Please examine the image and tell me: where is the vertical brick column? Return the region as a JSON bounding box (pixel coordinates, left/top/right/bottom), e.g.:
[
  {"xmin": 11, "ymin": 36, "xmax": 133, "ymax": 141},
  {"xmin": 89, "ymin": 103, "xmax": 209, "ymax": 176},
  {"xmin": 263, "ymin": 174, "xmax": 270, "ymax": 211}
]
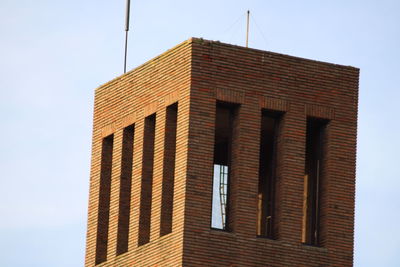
[
  {"xmin": 232, "ymin": 95, "xmax": 261, "ymax": 238},
  {"xmin": 128, "ymin": 119, "xmax": 144, "ymax": 251},
  {"xmin": 172, "ymin": 95, "xmax": 190, "ymax": 235},
  {"xmin": 184, "ymin": 89, "xmax": 216, "ymax": 232},
  {"xmin": 85, "ymin": 130, "xmax": 102, "ymax": 267},
  {"xmin": 325, "ymin": 118, "xmax": 358, "ymax": 266},
  {"xmin": 150, "ymin": 107, "xmax": 166, "ymax": 240},
  {"xmin": 278, "ymin": 104, "xmax": 307, "ymax": 244}
]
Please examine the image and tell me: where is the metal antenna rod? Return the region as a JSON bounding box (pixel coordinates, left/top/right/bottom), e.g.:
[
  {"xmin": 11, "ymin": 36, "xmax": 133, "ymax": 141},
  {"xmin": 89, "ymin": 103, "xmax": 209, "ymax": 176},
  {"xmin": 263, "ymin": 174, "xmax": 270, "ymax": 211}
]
[
  {"xmin": 124, "ymin": 0, "xmax": 131, "ymax": 73},
  {"xmin": 246, "ymin": 10, "xmax": 250, "ymax": 48}
]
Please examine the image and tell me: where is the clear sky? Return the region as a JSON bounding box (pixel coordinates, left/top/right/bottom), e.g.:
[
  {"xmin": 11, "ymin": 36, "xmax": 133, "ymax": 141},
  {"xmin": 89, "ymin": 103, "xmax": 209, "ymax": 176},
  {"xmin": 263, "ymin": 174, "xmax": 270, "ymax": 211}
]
[{"xmin": 0, "ymin": 0, "xmax": 399, "ymax": 266}]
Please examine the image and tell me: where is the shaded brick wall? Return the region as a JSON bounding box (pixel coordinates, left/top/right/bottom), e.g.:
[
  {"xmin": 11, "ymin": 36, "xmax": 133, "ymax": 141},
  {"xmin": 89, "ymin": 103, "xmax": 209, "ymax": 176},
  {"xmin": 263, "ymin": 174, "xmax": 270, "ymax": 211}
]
[{"xmin": 183, "ymin": 39, "xmax": 359, "ymax": 267}]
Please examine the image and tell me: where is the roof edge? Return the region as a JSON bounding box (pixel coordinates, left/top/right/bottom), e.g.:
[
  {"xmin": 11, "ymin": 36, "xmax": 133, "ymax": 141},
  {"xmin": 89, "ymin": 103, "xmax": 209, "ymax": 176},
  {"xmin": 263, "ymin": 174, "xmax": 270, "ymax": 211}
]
[
  {"xmin": 189, "ymin": 37, "xmax": 359, "ymax": 71},
  {"xmin": 95, "ymin": 37, "xmax": 359, "ymax": 92},
  {"xmin": 94, "ymin": 38, "xmax": 194, "ymax": 92}
]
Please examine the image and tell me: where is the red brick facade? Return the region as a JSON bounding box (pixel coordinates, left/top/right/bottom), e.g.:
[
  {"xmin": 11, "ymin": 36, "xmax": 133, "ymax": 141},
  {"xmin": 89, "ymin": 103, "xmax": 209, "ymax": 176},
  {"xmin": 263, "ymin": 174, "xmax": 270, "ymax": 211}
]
[{"xmin": 85, "ymin": 38, "xmax": 359, "ymax": 266}]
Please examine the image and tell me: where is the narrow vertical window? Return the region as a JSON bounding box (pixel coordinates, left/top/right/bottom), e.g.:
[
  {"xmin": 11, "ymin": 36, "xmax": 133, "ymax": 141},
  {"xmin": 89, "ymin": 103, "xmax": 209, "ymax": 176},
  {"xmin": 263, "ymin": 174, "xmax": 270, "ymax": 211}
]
[
  {"xmin": 138, "ymin": 114, "xmax": 156, "ymax": 246},
  {"xmin": 211, "ymin": 103, "xmax": 238, "ymax": 230},
  {"xmin": 257, "ymin": 111, "xmax": 281, "ymax": 238},
  {"xmin": 116, "ymin": 125, "xmax": 134, "ymax": 255},
  {"xmin": 302, "ymin": 118, "xmax": 327, "ymax": 246},
  {"xmin": 95, "ymin": 134, "xmax": 114, "ymax": 265},
  {"xmin": 160, "ymin": 103, "xmax": 178, "ymax": 236}
]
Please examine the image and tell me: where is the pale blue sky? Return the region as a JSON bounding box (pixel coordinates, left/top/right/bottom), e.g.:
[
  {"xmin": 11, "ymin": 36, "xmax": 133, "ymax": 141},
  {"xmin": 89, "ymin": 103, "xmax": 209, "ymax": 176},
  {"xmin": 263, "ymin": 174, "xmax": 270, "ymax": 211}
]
[{"xmin": 0, "ymin": 0, "xmax": 399, "ymax": 266}]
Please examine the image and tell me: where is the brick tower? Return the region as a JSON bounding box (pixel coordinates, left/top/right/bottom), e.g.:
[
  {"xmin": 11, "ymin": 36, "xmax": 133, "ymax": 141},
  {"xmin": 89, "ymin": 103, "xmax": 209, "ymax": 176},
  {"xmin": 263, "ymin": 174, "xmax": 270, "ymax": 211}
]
[{"xmin": 85, "ymin": 38, "xmax": 359, "ymax": 266}]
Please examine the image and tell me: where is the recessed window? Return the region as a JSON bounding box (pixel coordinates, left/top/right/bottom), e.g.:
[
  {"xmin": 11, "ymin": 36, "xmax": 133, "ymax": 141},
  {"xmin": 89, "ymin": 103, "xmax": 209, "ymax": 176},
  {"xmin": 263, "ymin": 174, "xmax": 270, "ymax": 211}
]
[
  {"xmin": 138, "ymin": 114, "xmax": 156, "ymax": 246},
  {"xmin": 302, "ymin": 117, "xmax": 328, "ymax": 246},
  {"xmin": 116, "ymin": 125, "xmax": 134, "ymax": 255},
  {"xmin": 95, "ymin": 134, "xmax": 114, "ymax": 265},
  {"xmin": 257, "ymin": 111, "xmax": 282, "ymax": 238},
  {"xmin": 211, "ymin": 103, "xmax": 238, "ymax": 231},
  {"xmin": 160, "ymin": 103, "xmax": 178, "ymax": 236}
]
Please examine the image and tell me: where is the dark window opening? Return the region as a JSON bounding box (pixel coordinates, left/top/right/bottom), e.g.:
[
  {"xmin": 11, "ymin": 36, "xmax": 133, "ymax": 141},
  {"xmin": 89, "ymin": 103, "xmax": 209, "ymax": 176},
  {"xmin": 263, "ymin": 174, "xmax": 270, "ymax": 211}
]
[
  {"xmin": 211, "ymin": 103, "xmax": 238, "ymax": 231},
  {"xmin": 160, "ymin": 103, "xmax": 178, "ymax": 236},
  {"xmin": 138, "ymin": 114, "xmax": 156, "ymax": 246},
  {"xmin": 95, "ymin": 134, "xmax": 114, "ymax": 265},
  {"xmin": 257, "ymin": 111, "xmax": 282, "ymax": 238},
  {"xmin": 302, "ymin": 118, "xmax": 328, "ymax": 246},
  {"xmin": 116, "ymin": 125, "xmax": 134, "ymax": 255}
]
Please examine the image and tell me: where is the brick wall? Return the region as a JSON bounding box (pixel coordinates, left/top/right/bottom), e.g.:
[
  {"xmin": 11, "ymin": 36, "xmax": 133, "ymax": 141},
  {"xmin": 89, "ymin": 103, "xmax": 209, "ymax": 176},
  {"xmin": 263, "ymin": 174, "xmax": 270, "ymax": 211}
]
[
  {"xmin": 85, "ymin": 38, "xmax": 359, "ymax": 267},
  {"xmin": 85, "ymin": 40, "xmax": 192, "ymax": 266},
  {"xmin": 183, "ymin": 39, "xmax": 359, "ymax": 266}
]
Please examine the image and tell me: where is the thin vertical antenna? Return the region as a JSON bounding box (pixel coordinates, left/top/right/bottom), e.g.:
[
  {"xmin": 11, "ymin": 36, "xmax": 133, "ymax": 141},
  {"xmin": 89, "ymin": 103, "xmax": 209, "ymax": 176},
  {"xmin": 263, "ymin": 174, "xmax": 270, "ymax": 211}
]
[
  {"xmin": 246, "ymin": 10, "xmax": 250, "ymax": 48},
  {"xmin": 124, "ymin": 0, "xmax": 131, "ymax": 73}
]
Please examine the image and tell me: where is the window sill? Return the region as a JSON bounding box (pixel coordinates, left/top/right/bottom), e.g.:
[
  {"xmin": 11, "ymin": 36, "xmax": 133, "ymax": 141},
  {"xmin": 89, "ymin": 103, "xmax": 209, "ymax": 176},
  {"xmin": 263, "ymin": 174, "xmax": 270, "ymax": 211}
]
[
  {"xmin": 210, "ymin": 228, "xmax": 235, "ymax": 236},
  {"xmin": 256, "ymin": 235, "xmax": 278, "ymax": 241},
  {"xmin": 301, "ymin": 243, "xmax": 328, "ymax": 252}
]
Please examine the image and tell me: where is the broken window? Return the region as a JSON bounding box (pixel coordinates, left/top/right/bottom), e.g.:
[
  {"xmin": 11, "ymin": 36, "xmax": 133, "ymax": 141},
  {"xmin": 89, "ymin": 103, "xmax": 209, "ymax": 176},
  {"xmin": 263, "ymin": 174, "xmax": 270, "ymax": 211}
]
[
  {"xmin": 95, "ymin": 134, "xmax": 114, "ymax": 265},
  {"xmin": 211, "ymin": 103, "xmax": 238, "ymax": 230},
  {"xmin": 116, "ymin": 125, "xmax": 134, "ymax": 255},
  {"xmin": 302, "ymin": 118, "xmax": 327, "ymax": 246},
  {"xmin": 257, "ymin": 111, "xmax": 282, "ymax": 238}
]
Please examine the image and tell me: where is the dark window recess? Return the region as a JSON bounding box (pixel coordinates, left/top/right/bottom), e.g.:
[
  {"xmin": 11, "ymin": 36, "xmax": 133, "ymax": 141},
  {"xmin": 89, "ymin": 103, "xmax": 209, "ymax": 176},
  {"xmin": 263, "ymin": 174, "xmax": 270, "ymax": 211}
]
[
  {"xmin": 160, "ymin": 103, "xmax": 178, "ymax": 236},
  {"xmin": 116, "ymin": 125, "xmax": 135, "ymax": 255},
  {"xmin": 257, "ymin": 111, "xmax": 282, "ymax": 238},
  {"xmin": 138, "ymin": 114, "xmax": 156, "ymax": 246},
  {"xmin": 302, "ymin": 118, "xmax": 328, "ymax": 246},
  {"xmin": 211, "ymin": 103, "xmax": 238, "ymax": 231},
  {"xmin": 95, "ymin": 135, "xmax": 114, "ymax": 265}
]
